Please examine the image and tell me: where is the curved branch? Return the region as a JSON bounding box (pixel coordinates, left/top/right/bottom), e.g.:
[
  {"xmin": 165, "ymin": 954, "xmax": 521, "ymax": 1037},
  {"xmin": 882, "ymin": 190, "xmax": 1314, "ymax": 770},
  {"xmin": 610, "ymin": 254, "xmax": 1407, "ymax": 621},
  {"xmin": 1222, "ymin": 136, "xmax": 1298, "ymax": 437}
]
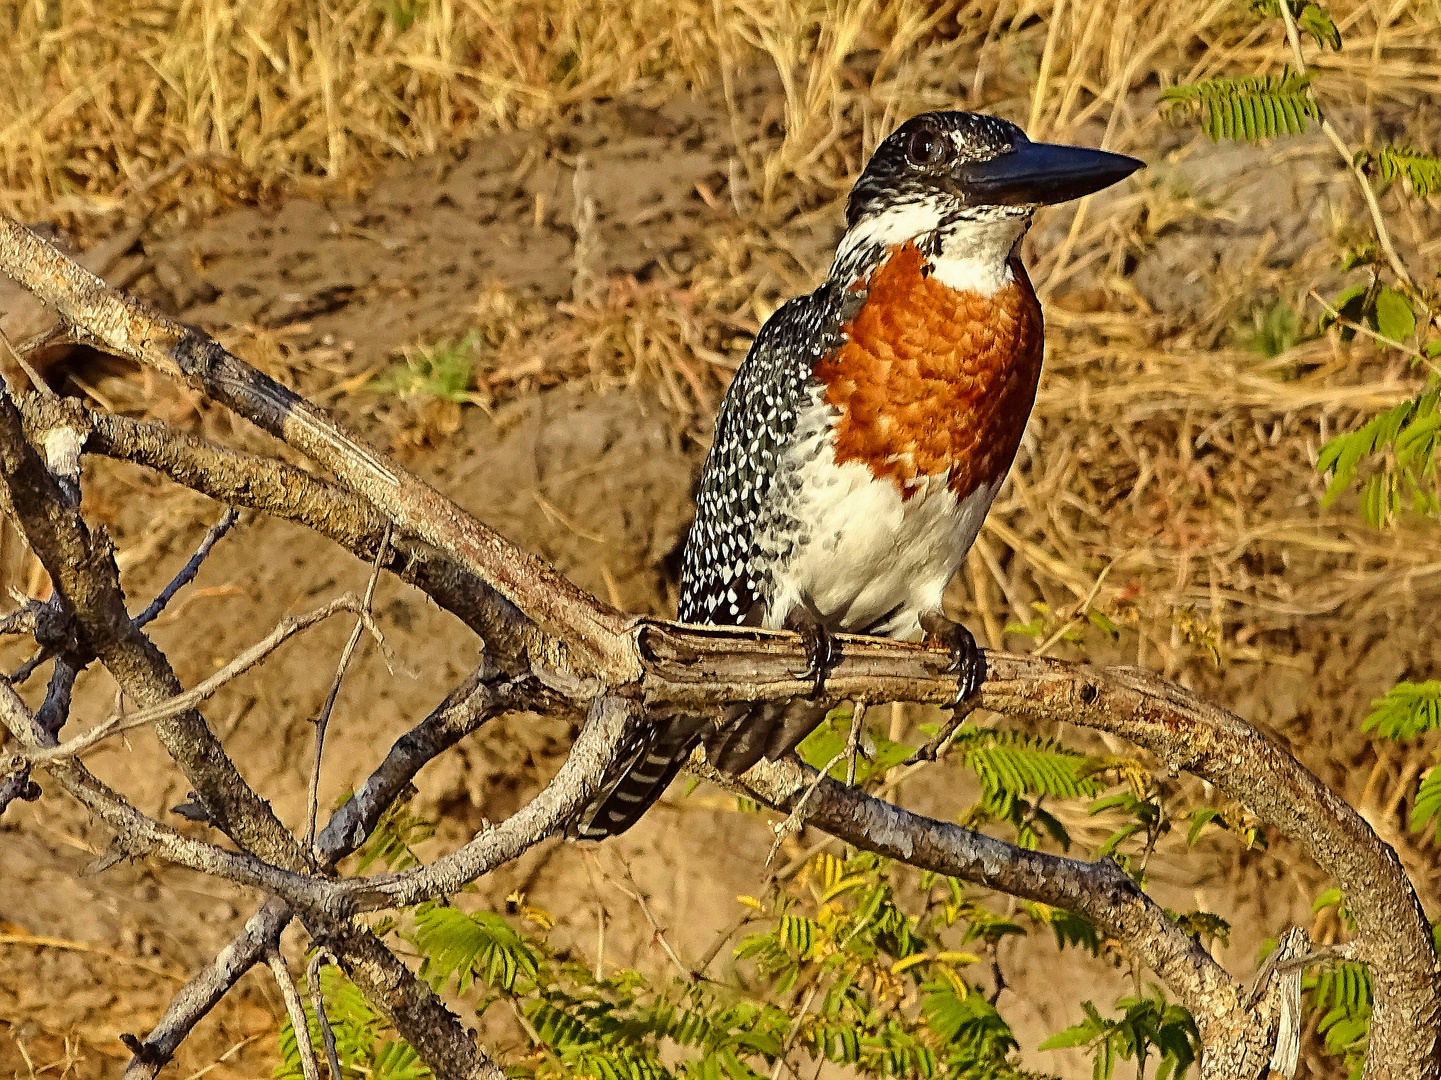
[
  {"xmin": 0, "ymin": 216, "xmax": 629, "ymax": 678},
  {"xmin": 705, "ymin": 754, "xmax": 1266, "ymax": 1057},
  {"xmin": 14, "ymin": 393, "xmax": 538, "ymax": 671}
]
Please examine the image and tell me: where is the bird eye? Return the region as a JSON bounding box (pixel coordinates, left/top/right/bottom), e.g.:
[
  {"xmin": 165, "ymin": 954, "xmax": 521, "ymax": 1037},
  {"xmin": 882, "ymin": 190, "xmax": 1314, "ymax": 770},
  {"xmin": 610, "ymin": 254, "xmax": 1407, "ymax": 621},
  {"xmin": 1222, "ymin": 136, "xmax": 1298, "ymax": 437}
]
[{"xmin": 904, "ymin": 127, "xmax": 949, "ymax": 166}]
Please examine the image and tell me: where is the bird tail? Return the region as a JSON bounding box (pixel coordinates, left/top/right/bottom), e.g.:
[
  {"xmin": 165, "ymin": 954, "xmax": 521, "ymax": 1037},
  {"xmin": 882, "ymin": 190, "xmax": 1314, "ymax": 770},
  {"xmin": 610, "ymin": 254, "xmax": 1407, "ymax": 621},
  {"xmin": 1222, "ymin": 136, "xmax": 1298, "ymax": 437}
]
[
  {"xmin": 568, "ymin": 712, "xmax": 711, "ymax": 840},
  {"xmin": 567, "ymin": 698, "xmax": 831, "ymax": 841},
  {"xmin": 702, "ymin": 698, "xmax": 830, "ymax": 776}
]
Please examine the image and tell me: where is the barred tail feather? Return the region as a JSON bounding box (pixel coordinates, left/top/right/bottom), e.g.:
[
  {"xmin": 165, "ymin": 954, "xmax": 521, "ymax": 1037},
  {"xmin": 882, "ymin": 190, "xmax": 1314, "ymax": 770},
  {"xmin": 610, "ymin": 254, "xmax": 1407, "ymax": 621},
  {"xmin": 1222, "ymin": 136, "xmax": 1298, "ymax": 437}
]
[
  {"xmin": 568, "ymin": 714, "xmax": 710, "ymax": 840},
  {"xmin": 704, "ymin": 698, "xmax": 830, "ymax": 777}
]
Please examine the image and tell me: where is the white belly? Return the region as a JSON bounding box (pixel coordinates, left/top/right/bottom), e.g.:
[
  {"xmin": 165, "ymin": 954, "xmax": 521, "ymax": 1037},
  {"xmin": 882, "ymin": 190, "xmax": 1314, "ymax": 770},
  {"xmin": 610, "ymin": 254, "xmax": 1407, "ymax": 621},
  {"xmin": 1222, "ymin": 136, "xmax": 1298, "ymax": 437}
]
[{"xmin": 759, "ymin": 445, "xmax": 995, "ymax": 639}]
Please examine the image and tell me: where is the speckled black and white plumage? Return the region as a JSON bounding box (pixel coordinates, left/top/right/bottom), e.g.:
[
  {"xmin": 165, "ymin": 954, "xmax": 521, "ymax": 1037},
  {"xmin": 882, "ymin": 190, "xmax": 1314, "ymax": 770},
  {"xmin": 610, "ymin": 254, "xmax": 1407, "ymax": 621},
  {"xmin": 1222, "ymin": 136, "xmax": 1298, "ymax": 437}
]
[
  {"xmin": 568, "ymin": 284, "xmax": 858, "ymax": 842},
  {"xmin": 677, "ymin": 282, "xmax": 856, "ymax": 626}
]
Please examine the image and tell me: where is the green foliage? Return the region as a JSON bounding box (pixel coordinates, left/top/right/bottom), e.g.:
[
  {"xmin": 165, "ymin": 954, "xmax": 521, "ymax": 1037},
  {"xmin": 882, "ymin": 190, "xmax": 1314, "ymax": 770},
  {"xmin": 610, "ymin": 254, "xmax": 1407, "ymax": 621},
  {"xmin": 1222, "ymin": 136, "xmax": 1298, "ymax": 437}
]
[
  {"xmin": 1316, "ymin": 379, "xmax": 1441, "ymax": 527},
  {"xmin": 1239, "ymin": 299, "xmax": 1302, "ymax": 357},
  {"xmin": 380, "ymin": 0, "xmax": 428, "ymax": 32},
  {"xmin": 1303, "ymin": 954, "xmax": 1373, "ymax": 1078},
  {"xmin": 1356, "ymin": 617, "xmax": 1441, "ymax": 846},
  {"xmin": 1023, "ymin": 902, "xmax": 1101, "ymax": 954},
  {"xmin": 1248, "ymin": 0, "xmax": 1342, "ymax": 48},
  {"xmin": 412, "ymin": 904, "xmax": 542, "ymax": 993},
  {"xmin": 351, "ymin": 795, "xmax": 437, "ymax": 873},
  {"xmin": 276, "ymin": 965, "xmax": 431, "ymax": 1080},
  {"xmin": 374, "ymin": 331, "xmax": 485, "ymax": 403},
  {"xmin": 1170, "ymin": 910, "xmax": 1231, "ymax": 951},
  {"xmin": 950, "ymin": 726, "xmax": 1106, "ymax": 850},
  {"xmin": 1375, "ymin": 145, "xmax": 1441, "ymax": 198},
  {"xmin": 1411, "ymin": 767, "xmax": 1441, "ymax": 841},
  {"xmin": 796, "ymin": 706, "xmax": 914, "ymax": 785},
  {"xmin": 1161, "ymin": 72, "xmax": 1317, "ymax": 141},
  {"xmin": 1040, "ymin": 989, "xmax": 1199, "ymax": 1080},
  {"xmin": 1184, "ymin": 805, "xmax": 1267, "ymax": 849},
  {"xmin": 1089, "ymin": 791, "xmax": 1166, "ymax": 869},
  {"xmin": 1363, "ymin": 680, "xmax": 1441, "ymax": 739}
]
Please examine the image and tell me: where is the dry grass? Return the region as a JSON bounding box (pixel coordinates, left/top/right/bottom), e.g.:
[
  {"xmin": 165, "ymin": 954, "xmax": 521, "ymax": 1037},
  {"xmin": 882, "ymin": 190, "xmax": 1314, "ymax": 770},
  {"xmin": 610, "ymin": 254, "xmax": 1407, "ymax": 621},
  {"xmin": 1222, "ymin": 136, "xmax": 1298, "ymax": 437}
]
[{"xmin": 4, "ymin": 0, "xmax": 1441, "ymax": 1071}]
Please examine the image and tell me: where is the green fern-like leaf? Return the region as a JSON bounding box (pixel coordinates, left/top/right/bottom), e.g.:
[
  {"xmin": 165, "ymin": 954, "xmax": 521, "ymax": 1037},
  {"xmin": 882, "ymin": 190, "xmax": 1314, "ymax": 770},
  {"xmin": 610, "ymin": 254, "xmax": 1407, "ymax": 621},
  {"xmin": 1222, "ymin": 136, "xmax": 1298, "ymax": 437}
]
[
  {"xmin": 1248, "ymin": 0, "xmax": 1342, "ymax": 49},
  {"xmin": 1316, "ymin": 381, "xmax": 1441, "ymax": 513},
  {"xmin": 1411, "ymin": 766, "xmax": 1441, "ymax": 840},
  {"xmin": 958, "ymin": 729, "xmax": 1102, "ymax": 802},
  {"xmin": 1362, "ymin": 681, "xmax": 1441, "ymax": 739},
  {"xmin": 1376, "ymin": 145, "xmax": 1441, "ymax": 198},
  {"xmin": 276, "ymin": 966, "xmax": 431, "ymax": 1080},
  {"xmin": 1162, "ymin": 72, "xmax": 1317, "ymax": 141},
  {"xmin": 1305, "ymin": 957, "xmax": 1371, "ymax": 1073},
  {"xmin": 412, "ymin": 905, "xmax": 541, "ymax": 993}
]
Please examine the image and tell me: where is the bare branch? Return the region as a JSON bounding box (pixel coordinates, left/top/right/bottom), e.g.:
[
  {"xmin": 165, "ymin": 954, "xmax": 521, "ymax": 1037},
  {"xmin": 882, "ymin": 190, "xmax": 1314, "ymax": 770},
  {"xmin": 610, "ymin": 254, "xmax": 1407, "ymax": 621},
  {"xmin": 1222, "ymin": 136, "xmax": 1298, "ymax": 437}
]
[
  {"xmin": 342, "ymin": 696, "xmax": 643, "ymax": 909},
  {"xmin": 301, "ymin": 912, "xmax": 507, "ymax": 1080},
  {"xmin": 0, "ymin": 385, "xmax": 308, "ymax": 869},
  {"xmin": 15, "ymin": 392, "xmax": 535, "ymax": 670},
  {"xmin": 121, "ymin": 899, "xmax": 291, "ymax": 1080},
  {"xmin": 12, "ymin": 594, "xmax": 374, "ymax": 769},
  {"xmin": 0, "ymin": 217, "xmax": 629, "ymax": 677},
  {"xmin": 268, "ymin": 949, "xmax": 322, "ymax": 1080},
  {"xmin": 124, "ymin": 664, "xmax": 517, "ymax": 1078},
  {"xmin": 306, "ymin": 950, "xmax": 345, "ymax": 1080}
]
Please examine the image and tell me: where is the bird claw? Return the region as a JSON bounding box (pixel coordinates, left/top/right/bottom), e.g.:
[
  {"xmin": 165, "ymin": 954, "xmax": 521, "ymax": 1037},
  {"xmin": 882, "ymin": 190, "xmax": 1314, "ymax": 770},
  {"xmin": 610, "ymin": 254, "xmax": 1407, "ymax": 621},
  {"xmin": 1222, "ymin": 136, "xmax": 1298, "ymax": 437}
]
[
  {"xmin": 792, "ymin": 619, "xmax": 838, "ymax": 701},
  {"xmin": 919, "ymin": 613, "xmax": 986, "ymax": 707}
]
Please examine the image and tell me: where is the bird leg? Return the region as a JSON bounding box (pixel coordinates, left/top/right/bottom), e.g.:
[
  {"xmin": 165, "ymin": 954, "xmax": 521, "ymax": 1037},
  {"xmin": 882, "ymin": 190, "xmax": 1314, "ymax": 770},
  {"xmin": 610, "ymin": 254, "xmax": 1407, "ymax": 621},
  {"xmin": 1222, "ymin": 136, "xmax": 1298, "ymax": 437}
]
[
  {"xmin": 786, "ymin": 610, "xmax": 838, "ymax": 702},
  {"xmin": 919, "ymin": 612, "xmax": 986, "ymax": 706}
]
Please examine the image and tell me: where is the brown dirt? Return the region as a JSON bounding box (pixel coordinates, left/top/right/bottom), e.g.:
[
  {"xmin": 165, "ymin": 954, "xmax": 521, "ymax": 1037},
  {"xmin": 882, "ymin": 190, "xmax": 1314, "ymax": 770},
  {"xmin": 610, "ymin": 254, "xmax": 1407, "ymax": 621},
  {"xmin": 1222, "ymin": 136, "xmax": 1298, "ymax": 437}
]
[{"xmin": 2, "ymin": 77, "xmax": 1439, "ymax": 1080}]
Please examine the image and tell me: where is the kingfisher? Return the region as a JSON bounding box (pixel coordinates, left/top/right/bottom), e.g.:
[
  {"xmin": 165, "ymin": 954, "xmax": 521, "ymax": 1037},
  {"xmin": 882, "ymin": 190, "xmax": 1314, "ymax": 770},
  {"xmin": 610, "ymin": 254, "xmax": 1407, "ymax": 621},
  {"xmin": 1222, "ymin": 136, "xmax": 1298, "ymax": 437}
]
[{"xmin": 571, "ymin": 111, "xmax": 1142, "ymax": 840}]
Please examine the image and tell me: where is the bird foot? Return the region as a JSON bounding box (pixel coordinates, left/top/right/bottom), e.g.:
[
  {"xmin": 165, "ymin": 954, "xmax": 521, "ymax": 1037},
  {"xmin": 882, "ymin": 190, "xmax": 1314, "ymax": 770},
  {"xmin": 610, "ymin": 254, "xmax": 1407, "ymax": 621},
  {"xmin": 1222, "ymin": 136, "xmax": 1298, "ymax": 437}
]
[
  {"xmin": 789, "ymin": 616, "xmax": 838, "ymax": 702},
  {"xmin": 919, "ymin": 613, "xmax": 986, "ymax": 707}
]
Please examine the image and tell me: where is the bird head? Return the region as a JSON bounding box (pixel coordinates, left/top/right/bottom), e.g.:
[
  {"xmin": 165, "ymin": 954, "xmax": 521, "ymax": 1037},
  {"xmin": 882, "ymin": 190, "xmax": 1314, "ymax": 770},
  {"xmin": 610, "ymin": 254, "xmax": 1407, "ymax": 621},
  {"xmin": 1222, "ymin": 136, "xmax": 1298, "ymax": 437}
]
[{"xmin": 835, "ymin": 111, "xmax": 1143, "ymax": 288}]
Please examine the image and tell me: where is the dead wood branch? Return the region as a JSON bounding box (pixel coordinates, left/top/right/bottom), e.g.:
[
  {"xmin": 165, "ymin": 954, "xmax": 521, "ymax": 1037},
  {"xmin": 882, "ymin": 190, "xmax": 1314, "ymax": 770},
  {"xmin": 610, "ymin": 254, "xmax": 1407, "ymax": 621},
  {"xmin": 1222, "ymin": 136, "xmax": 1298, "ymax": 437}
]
[
  {"xmin": 0, "ymin": 386, "xmax": 307, "ymax": 868},
  {"xmin": 122, "ymin": 664, "xmax": 518, "ymax": 1079}
]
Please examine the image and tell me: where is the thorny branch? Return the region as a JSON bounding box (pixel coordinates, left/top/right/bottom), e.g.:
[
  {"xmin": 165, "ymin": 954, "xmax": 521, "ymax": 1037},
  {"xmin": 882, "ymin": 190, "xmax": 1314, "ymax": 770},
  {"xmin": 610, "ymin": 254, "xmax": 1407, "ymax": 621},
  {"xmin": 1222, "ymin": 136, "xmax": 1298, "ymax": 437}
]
[{"xmin": 0, "ymin": 214, "xmax": 1436, "ymax": 1080}]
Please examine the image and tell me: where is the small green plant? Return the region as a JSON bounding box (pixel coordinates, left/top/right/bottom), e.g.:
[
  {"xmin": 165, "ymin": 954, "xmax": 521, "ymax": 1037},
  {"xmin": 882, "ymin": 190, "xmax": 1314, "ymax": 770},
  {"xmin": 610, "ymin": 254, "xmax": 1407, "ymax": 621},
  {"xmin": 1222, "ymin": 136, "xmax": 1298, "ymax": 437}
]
[
  {"xmin": 374, "ymin": 332, "xmax": 487, "ymax": 405},
  {"xmin": 1161, "ymin": 71, "xmax": 1318, "ymax": 141}
]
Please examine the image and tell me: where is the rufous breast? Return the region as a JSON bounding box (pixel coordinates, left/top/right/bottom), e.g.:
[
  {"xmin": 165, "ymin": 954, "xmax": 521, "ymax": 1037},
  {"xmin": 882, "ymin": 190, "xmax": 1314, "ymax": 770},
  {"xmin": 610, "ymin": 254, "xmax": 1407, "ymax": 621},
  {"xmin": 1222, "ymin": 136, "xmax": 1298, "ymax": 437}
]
[{"xmin": 814, "ymin": 241, "xmax": 1045, "ymax": 500}]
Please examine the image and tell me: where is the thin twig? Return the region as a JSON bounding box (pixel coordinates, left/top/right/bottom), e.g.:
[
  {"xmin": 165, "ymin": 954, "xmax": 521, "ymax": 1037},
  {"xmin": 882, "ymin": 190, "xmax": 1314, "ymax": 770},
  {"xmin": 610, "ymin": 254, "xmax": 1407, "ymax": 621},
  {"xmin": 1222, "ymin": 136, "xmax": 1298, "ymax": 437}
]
[
  {"xmin": 267, "ymin": 950, "xmax": 321, "ymax": 1080},
  {"xmin": 13, "ymin": 595, "xmax": 373, "ymax": 768},
  {"xmin": 766, "ymin": 742, "xmax": 849, "ymax": 868},
  {"xmin": 305, "ymin": 949, "xmax": 344, "ymax": 1080},
  {"xmin": 584, "ymin": 849, "xmax": 693, "ymax": 981},
  {"xmin": 1308, "ymin": 290, "xmax": 1439, "ymax": 373},
  {"xmin": 9, "ymin": 645, "xmax": 53, "ymax": 684},
  {"xmin": 134, "ymin": 507, "xmax": 240, "ymax": 629},
  {"xmin": 844, "ymin": 700, "xmax": 866, "ymax": 787},
  {"xmin": 902, "ymin": 701, "xmax": 980, "ymax": 765},
  {"xmin": 770, "ymin": 982, "xmax": 821, "ymax": 1080},
  {"xmin": 1276, "ymin": 0, "xmax": 1420, "ymax": 304},
  {"xmin": 306, "ymin": 523, "xmax": 391, "ymax": 852}
]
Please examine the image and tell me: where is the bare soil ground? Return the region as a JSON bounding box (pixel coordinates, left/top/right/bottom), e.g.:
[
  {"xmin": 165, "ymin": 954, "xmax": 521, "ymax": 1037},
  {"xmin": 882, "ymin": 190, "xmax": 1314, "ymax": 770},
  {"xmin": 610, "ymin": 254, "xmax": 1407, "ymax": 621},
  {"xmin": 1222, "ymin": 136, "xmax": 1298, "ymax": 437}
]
[{"xmin": 2, "ymin": 28, "xmax": 1440, "ymax": 1080}]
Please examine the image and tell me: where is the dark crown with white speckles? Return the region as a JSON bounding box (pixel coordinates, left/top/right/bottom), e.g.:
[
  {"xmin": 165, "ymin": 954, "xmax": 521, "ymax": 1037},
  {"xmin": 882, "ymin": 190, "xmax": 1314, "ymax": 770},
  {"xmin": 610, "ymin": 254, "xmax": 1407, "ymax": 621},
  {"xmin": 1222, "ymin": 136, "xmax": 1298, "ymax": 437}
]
[{"xmin": 845, "ymin": 112, "xmax": 1024, "ymax": 228}]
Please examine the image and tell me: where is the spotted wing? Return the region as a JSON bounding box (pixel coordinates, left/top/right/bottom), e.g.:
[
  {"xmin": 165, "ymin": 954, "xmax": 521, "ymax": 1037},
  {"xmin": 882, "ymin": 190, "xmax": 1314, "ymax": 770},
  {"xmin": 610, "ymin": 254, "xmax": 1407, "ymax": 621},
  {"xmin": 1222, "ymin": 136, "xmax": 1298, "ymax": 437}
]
[
  {"xmin": 568, "ymin": 284, "xmax": 851, "ymax": 842},
  {"xmin": 677, "ymin": 283, "xmax": 850, "ymax": 625}
]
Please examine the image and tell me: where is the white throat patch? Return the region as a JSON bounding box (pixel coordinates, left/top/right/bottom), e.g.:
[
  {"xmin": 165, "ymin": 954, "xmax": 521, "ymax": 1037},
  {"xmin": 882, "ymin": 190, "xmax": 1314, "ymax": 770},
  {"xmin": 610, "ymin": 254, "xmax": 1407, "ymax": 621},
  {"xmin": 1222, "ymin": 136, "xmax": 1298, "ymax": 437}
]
[{"xmin": 832, "ymin": 199, "xmax": 1032, "ymax": 298}]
